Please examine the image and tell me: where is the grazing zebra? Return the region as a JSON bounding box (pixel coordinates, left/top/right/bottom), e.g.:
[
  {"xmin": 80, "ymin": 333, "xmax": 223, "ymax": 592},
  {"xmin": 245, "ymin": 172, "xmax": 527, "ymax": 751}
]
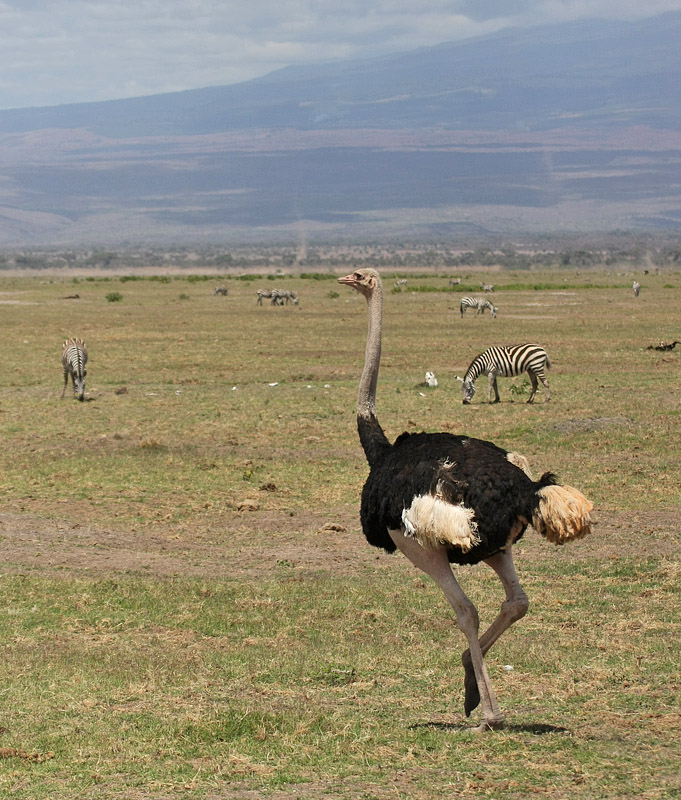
[
  {"xmin": 61, "ymin": 338, "xmax": 88, "ymax": 401},
  {"xmin": 457, "ymin": 344, "xmax": 551, "ymax": 404},
  {"xmin": 480, "ymin": 283, "xmax": 495, "ymax": 293},
  {"xmin": 394, "ymin": 279, "xmax": 408, "ymax": 288},
  {"xmin": 256, "ymin": 289, "xmax": 274, "ymax": 305},
  {"xmin": 448, "ymin": 277, "xmax": 462, "ymax": 286},
  {"xmin": 270, "ymin": 289, "xmax": 299, "ymax": 305},
  {"xmin": 213, "ymin": 286, "xmax": 228, "ymax": 296},
  {"xmin": 459, "ymin": 296, "xmax": 497, "ymax": 318}
]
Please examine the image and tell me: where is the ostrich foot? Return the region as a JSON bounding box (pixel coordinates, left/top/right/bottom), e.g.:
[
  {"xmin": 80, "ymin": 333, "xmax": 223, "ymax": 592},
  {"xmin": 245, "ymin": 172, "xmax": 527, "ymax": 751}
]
[
  {"xmin": 474, "ymin": 716, "xmax": 505, "ymax": 732},
  {"xmin": 462, "ymin": 654, "xmax": 480, "ymax": 716}
]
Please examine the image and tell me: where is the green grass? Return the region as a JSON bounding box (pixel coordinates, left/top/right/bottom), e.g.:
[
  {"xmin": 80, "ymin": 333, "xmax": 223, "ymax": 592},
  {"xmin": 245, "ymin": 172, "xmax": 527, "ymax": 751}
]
[
  {"xmin": 1, "ymin": 560, "xmax": 679, "ymax": 798},
  {"xmin": 1, "ymin": 268, "xmax": 680, "ymax": 798}
]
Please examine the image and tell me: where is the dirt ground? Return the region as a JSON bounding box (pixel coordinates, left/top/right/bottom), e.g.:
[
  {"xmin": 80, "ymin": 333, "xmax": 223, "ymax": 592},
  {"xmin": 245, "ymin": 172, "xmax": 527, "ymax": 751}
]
[{"xmin": 1, "ymin": 506, "xmax": 678, "ymax": 580}]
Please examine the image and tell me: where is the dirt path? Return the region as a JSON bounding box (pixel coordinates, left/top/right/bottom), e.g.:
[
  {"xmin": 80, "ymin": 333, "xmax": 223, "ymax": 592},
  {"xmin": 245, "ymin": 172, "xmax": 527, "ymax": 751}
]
[{"xmin": 1, "ymin": 506, "xmax": 679, "ymax": 580}]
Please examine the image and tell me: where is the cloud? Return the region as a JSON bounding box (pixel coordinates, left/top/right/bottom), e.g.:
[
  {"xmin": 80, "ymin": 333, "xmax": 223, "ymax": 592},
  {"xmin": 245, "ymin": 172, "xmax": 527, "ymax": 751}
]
[{"xmin": 1, "ymin": 0, "xmax": 680, "ymax": 109}]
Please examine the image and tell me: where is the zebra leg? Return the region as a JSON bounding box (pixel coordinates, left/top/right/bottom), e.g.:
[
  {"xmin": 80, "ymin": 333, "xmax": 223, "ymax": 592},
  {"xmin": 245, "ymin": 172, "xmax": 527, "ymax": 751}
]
[
  {"xmin": 527, "ymin": 372, "xmax": 538, "ymax": 403},
  {"xmin": 487, "ymin": 375, "xmax": 499, "ymax": 403},
  {"xmin": 488, "ymin": 375, "xmax": 500, "ymax": 403},
  {"xmin": 541, "ymin": 376, "xmax": 551, "ymax": 402}
]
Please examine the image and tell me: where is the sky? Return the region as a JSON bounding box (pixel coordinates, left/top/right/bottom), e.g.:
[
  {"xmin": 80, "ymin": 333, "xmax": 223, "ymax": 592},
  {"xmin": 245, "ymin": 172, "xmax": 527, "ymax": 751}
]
[{"xmin": 2, "ymin": 0, "xmax": 681, "ymax": 111}]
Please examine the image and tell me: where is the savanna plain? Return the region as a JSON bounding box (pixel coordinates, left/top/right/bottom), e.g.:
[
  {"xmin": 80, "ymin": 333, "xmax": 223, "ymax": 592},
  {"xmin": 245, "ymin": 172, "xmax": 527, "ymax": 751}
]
[{"xmin": 0, "ymin": 267, "xmax": 680, "ymax": 799}]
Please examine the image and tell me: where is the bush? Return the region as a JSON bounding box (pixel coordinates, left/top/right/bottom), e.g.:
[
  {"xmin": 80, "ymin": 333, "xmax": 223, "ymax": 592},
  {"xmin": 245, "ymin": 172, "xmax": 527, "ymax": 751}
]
[{"xmin": 105, "ymin": 292, "xmax": 123, "ymax": 302}]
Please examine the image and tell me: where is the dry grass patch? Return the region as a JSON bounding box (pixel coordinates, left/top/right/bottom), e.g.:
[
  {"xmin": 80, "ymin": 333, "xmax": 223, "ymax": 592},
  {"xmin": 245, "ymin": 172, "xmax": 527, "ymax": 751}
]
[{"xmin": 1, "ymin": 269, "xmax": 681, "ymax": 798}]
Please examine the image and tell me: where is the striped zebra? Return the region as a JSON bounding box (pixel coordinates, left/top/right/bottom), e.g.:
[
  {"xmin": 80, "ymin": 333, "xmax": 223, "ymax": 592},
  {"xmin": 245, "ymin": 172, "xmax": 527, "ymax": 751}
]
[
  {"xmin": 480, "ymin": 282, "xmax": 495, "ymax": 293},
  {"xmin": 61, "ymin": 338, "xmax": 88, "ymax": 401},
  {"xmin": 213, "ymin": 286, "xmax": 228, "ymax": 296},
  {"xmin": 459, "ymin": 296, "xmax": 497, "ymax": 318},
  {"xmin": 457, "ymin": 344, "xmax": 551, "ymax": 404},
  {"xmin": 256, "ymin": 289, "xmax": 273, "ymax": 305},
  {"xmin": 270, "ymin": 289, "xmax": 299, "ymax": 306}
]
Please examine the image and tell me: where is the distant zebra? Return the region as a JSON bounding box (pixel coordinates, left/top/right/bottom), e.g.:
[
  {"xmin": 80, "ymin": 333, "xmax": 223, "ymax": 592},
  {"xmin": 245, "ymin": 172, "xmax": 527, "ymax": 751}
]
[
  {"xmin": 213, "ymin": 286, "xmax": 228, "ymax": 296},
  {"xmin": 480, "ymin": 282, "xmax": 495, "ymax": 293},
  {"xmin": 394, "ymin": 279, "xmax": 408, "ymax": 288},
  {"xmin": 61, "ymin": 338, "xmax": 88, "ymax": 401},
  {"xmin": 256, "ymin": 289, "xmax": 273, "ymax": 305},
  {"xmin": 457, "ymin": 343, "xmax": 551, "ymax": 404},
  {"xmin": 270, "ymin": 289, "xmax": 299, "ymax": 306},
  {"xmin": 633, "ymin": 281, "xmax": 641, "ymax": 297},
  {"xmin": 459, "ymin": 296, "xmax": 497, "ymax": 318},
  {"xmin": 448, "ymin": 278, "xmax": 462, "ymax": 286}
]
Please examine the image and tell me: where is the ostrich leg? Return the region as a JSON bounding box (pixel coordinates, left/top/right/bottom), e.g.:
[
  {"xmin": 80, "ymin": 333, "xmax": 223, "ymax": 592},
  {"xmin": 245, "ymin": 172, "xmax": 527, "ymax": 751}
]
[
  {"xmin": 461, "ymin": 548, "xmax": 529, "ymax": 716},
  {"xmin": 389, "ymin": 530, "xmax": 505, "ymax": 730}
]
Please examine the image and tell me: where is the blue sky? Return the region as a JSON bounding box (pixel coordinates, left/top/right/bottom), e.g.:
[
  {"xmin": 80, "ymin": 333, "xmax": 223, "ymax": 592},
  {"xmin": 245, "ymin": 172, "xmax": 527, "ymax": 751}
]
[{"xmin": 1, "ymin": 0, "xmax": 681, "ymax": 110}]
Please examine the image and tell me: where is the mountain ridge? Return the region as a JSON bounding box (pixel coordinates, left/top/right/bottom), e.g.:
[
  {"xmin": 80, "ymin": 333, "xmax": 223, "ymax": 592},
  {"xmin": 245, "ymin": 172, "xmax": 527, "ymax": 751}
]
[{"xmin": 1, "ymin": 12, "xmax": 680, "ymax": 245}]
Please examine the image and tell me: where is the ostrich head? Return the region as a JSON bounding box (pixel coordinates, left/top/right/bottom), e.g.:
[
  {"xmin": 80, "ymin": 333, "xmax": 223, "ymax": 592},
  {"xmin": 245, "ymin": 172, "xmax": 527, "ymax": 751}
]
[{"xmin": 338, "ymin": 268, "xmax": 380, "ymax": 297}]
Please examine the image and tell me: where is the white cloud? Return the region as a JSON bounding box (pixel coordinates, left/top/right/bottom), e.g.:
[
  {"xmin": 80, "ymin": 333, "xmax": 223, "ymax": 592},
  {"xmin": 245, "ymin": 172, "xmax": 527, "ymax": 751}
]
[{"xmin": 0, "ymin": 0, "xmax": 680, "ymax": 109}]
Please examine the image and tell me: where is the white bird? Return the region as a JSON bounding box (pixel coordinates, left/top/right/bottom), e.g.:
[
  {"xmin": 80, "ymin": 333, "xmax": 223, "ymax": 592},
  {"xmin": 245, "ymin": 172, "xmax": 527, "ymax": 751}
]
[{"xmin": 425, "ymin": 371, "xmax": 438, "ymax": 387}]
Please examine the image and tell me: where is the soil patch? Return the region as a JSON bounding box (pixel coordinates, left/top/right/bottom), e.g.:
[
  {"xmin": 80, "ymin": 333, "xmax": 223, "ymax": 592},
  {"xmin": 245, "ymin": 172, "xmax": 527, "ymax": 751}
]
[{"xmin": 0, "ymin": 506, "xmax": 678, "ymax": 580}]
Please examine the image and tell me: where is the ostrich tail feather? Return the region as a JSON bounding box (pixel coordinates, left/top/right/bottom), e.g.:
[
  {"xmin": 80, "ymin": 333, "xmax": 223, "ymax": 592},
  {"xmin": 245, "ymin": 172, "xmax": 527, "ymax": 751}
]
[
  {"xmin": 402, "ymin": 495, "xmax": 480, "ymax": 552},
  {"xmin": 532, "ymin": 484, "xmax": 593, "ymax": 544}
]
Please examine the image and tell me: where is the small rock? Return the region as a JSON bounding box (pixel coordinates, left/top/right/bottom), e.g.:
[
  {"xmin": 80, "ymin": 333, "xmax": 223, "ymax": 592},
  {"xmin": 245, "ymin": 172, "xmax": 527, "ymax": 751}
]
[
  {"xmin": 237, "ymin": 499, "xmax": 259, "ymax": 512},
  {"xmin": 318, "ymin": 523, "xmax": 347, "ymax": 534}
]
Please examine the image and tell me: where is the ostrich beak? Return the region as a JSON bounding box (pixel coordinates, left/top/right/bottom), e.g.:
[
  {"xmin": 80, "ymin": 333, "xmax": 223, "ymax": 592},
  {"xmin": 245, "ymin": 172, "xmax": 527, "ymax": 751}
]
[{"xmin": 338, "ymin": 273, "xmax": 356, "ymax": 286}]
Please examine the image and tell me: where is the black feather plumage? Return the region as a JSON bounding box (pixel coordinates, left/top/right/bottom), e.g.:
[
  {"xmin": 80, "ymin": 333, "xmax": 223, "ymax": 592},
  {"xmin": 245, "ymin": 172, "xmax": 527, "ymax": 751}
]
[{"xmin": 359, "ymin": 428, "xmax": 554, "ymax": 565}]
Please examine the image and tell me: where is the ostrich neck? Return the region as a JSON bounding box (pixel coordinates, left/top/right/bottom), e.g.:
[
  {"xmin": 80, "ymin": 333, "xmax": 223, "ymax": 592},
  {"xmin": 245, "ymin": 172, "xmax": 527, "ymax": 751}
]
[{"xmin": 357, "ymin": 282, "xmax": 391, "ymax": 464}]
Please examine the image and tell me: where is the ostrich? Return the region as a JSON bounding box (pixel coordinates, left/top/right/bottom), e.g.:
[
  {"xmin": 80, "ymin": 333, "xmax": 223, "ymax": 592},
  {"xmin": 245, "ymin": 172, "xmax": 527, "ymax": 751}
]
[{"xmin": 338, "ymin": 268, "xmax": 593, "ymax": 731}]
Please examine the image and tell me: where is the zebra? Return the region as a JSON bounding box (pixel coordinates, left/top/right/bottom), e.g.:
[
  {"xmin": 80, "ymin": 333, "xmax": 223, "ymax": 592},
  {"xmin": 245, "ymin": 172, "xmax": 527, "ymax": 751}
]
[
  {"xmin": 256, "ymin": 289, "xmax": 274, "ymax": 305},
  {"xmin": 457, "ymin": 344, "xmax": 551, "ymax": 404},
  {"xmin": 270, "ymin": 289, "xmax": 299, "ymax": 306},
  {"xmin": 448, "ymin": 278, "xmax": 462, "ymax": 286},
  {"xmin": 459, "ymin": 296, "xmax": 497, "ymax": 318},
  {"xmin": 633, "ymin": 281, "xmax": 641, "ymax": 297},
  {"xmin": 394, "ymin": 279, "xmax": 408, "ymax": 288},
  {"xmin": 61, "ymin": 338, "xmax": 88, "ymax": 401},
  {"xmin": 213, "ymin": 286, "xmax": 228, "ymax": 296},
  {"xmin": 480, "ymin": 282, "xmax": 495, "ymax": 293}
]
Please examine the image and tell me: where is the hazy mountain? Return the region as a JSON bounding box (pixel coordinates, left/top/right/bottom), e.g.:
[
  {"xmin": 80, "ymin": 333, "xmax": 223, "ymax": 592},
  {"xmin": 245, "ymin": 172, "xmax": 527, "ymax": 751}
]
[{"xmin": 1, "ymin": 12, "xmax": 681, "ymax": 245}]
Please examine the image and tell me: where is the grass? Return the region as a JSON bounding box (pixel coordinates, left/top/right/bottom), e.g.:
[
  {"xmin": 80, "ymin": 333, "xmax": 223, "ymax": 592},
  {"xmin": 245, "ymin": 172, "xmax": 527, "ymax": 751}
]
[{"xmin": 0, "ymin": 268, "xmax": 680, "ymax": 798}]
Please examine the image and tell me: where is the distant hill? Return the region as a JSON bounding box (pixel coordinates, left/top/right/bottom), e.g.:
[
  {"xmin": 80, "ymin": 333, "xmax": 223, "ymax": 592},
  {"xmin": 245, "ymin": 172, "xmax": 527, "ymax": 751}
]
[{"xmin": 1, "ymin": 12, "xmax": 681, "ymax": 245}]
